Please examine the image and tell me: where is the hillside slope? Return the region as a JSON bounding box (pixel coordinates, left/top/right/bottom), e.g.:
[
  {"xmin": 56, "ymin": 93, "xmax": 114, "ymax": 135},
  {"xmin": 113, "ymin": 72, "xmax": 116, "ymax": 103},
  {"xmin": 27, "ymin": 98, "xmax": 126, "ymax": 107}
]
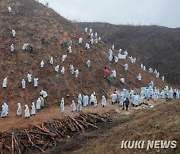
[
  {"xmin": 0, "ymin": 0, "xmax": 164, "ymax": 112},
  {"xmin": 78, "ymin": 22, "xmax": 180, "ymax": 86},
  {"xmin": 49, "ymin": 99, "xmax": 180, "ymax": 154}
]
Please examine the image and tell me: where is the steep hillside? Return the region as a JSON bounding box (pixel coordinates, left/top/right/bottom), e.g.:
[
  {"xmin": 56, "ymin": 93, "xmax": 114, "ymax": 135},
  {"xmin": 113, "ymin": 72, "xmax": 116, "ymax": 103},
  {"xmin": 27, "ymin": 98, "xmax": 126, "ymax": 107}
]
[
  {"xmin": 0, "ymin": 0, "xmax": 164, "ymax": 112},
  {"xmin": 78, "ymin": 22, "xmax": 180, "ymax": 86}
]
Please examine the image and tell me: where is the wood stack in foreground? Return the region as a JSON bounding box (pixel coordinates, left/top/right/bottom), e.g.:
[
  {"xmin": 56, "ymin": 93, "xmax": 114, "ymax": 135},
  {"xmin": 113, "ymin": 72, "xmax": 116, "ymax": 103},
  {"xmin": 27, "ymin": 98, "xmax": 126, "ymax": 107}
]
[{"xmin": 0, "ymin": 112, "xmax": 111, "ymax": 153}]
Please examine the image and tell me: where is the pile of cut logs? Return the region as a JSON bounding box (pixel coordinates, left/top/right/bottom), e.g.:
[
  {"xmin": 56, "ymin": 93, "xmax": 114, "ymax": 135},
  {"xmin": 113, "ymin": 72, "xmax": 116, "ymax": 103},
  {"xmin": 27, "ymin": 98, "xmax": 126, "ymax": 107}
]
[{"xmin": 0, "ymin": 112, "xmax": 111, "ymax": 153}]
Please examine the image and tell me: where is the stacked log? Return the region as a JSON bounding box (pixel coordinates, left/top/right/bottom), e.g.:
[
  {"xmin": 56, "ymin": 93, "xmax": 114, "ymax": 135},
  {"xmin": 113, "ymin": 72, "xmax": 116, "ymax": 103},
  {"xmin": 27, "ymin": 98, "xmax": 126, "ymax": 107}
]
[{"xmin": 0, "ymin": 112, "xmax": 111, "ymax": 153}]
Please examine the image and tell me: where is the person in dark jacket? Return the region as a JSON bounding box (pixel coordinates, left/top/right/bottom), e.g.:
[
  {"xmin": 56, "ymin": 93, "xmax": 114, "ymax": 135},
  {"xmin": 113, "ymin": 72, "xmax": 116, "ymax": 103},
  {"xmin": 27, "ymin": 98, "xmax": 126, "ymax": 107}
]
[{"xmin": 122, "ymin": 98, "xmax": 130, "ymax": 111}]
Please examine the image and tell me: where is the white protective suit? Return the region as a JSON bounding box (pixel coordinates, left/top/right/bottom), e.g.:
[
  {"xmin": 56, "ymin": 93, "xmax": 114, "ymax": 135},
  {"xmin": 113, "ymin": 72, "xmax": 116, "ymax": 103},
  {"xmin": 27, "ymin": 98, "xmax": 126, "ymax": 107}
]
[
  {"xmin": 137, "ymin": 74, "xmax": 142, "ymax": 81},
  {"xmin": 12, "ymin": 29, "xmax": 16, "ymax": 38},
  {"xmin": 62, "ymin": 55, "xmax": 67, "ymax": 62},
  {"xmin": 84, "ymin": 95, "xmax": 89, "ymax": 106},
  {"xmin": 1, "ymin": 105, "xmax": 6, "ymax": 117},
  {"xmin": 86, "ymin": 60, "xmax": 91, "ymax": 68},
  {"xmin": 40, "ymin": 60, "xmax": 44, "ymax": 68},
  {"xmin": 27, "ymin": 74, "xmax": 32, "ymax": 83},
  {"xmin": 112, "ymin": 44, "xmax": 115, "ymax": 50},
  {"xmin": 85, "ymin": 27, "xmax": 88, "ymax": 32},
  {"xmin": 60, "ymin": 98, "xmax": 65, "ymax": 113},
  {"xmin": 112, "ymin": 70, "xmax": 116, "ymax": 78},
  {"xmin": 114, "ymin": 56, "xmax": 118, "ymax": 63},
  {"xmin": 108, "ymin": 54, "xmax": 113, "ymax": 62},
  {"xmin": 94, "ymin": 96, "xmax": 98, "ymax": 107},
  {"xmin": 25, "ymin": 105, "xmax": 30, "ymax": 118},
  {"xmin": 16, "ymin": 103, "xmax": 22, "ymax": 116},
  {"xmin": 36, "ymin": 98, "xmax": 41, "ymax": 110},
  {"xmin": 31, "ymin": 102, "xmax": 36, "ymax": 115},
  {"xmin": 8, "ymin": 6, "xmax": 12, "ymax": 13},
  {"xmin": 61, "ymin": 66, "xmax": 65, "ymax": 75},
  {"xmin": 101, "ymin": 95, "xmax": 106, "ymax": 107},
  {"xmin": 40, "ymin": 90, "xmax": 48, "ymax": 98},
  {"xmin": 22, "ymin": 43, "xmax": 29, "ymax": 50},
  {"xmin": 78, "ymin": 100, "xmax": 82, "ymax": 112},
  {"xmin": 120, "ymin": 78, "xmax": 125, "ymax": 84},
  {"xmin": 75, "ymin": 69, "xmax": 79, "ymax": 78},
  {"xmin": 55, "ymin": 65, "xmax": 60, "ymax": 72},
  {"xmin": 79, "ymin": 38, "xmax": 83, "ymax": 44},
  {"xmin": 11, "ymin": 44, "xmax": 14, "ymax": 52},
  {"xmin": 34, "ymin": 78, "xmax": 38, "ymax": 88},
  {"xmin": 4, "ymin": 103, "xmax": 8, "ymax": 116},
  {"xmin": 85, "ymin": 43, "xmax": 90, "ymax": 50},
  {"xmin": 49, "ymin": 57, "xmax": 53, "ymax": 65},
  {"xmin": 124, "ymin": 64, "xmax": 128, "ymax": 71},
  {"xmin": 3, "ymin": 77, "xmax": 7, "ymax": 88},
  {"xmin": 68, "ymin": 46, "xmax": 72, "ymax": 53},
  {"xmin": 69, "ymin": 65, "xmax": 74, "ymax": 74},
  {"xmin": 111, "ymin": 94, "xmax": 117, "ymax": 103},
  {"xmin": 22, "ymin": 79, "xmax": 26, "ymax": 89},
  {"xmin": 71, "ymin": 100, "xmax": 76, "ymax": 112}
]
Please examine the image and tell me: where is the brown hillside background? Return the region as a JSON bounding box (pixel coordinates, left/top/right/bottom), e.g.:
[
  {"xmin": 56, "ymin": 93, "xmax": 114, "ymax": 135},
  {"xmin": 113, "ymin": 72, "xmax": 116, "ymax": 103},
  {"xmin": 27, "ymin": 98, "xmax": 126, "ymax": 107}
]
[
  {"xmin": 78, "ymin": 22, "xmax": 180, "ymax": 86},
  {"xmin": 0, "ymin": 0, "xmax": 165, "ymax": 111}
]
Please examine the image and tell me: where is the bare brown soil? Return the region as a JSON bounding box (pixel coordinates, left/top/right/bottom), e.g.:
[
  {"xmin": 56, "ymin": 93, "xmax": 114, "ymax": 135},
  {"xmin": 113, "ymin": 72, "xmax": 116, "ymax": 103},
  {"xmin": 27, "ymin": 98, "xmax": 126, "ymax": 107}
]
[
  {"xmin": 0, "ymin": 0, "xmax": 165, "ymax": 131},
  {"xmin": 78, "ymin": 22, "xmax": 180, "ymax": 86}
]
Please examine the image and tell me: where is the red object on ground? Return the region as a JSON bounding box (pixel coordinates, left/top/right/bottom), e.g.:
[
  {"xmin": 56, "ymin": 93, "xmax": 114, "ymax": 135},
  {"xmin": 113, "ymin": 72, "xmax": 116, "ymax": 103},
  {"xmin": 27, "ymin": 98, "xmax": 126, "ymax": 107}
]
[{"xmin": 103, "ymin": 69, "xmax": 110, "ymax": 74}]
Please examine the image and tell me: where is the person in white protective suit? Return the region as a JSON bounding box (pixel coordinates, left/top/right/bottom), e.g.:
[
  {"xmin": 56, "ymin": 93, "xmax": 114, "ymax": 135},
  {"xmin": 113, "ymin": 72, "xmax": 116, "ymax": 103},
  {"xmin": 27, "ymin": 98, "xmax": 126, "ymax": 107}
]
[
  {"xmin": 71, "ymin": 100, "xmax": 76, "ymax": 112},
  {"xmin": 94, "ymin": 95, "xmax": 98, "ymax": 108},
  {"xmin": 22, "ymin": 79, "xmax": 26, "ymax": 89},
  {"xmin": 112, "ymin": 70, "xmax": 116, "ymax": 78},
  {"xmin": 75, "ymin": 69, "xmax": 79, "ymax": 78},
  {"xmin": 69, "ymin": 65, "xmax": 74, "ymax": 74},
  {"xmin": 62, "ymin": 55, "xmax": 67, "ymax": 62},
  {"xmin": 8, "ymin": 6, "xmax": 12, "ymax": 13},
  {"xmin": 55, "ymin": 65, "xmax": 60, "ymax": 72},
  {"xmin": 60, "ymin": 98, "xmax": 65, "ymax": 113},
  {"xmin": 86, "ymin": 60, "xmax": 91, "ymax": 68},
  {"xmin": 34, "ymin": 78, "xmax": 38, "ymax": 88},
  {"xmin": 36, "ymin": 98, "xmax": 41, "ymax": 111},
  {"xmin": 112, "ymin": 44, "xmax": 115, "ymax": 50},
  {"xmin": 77, "ymin": 99, "xmax": 82, "ymax": 112},
  {"xmin": 24, "ymin": 104, "xmax": 30, "ymax": 119},
  {"xmin": 16, "ymin": 103, "xmax": 22, "ymax": 116},
  {"xmin": 31, "ymin": 102, "xmax": 36, "ymax": 115},
  {"xmin": 79, "ymin": 37, "xmax": 83, "ymax": 44},
  {"xmin": 3, "ymin": 77, "xmax": 8, "ymax": 88},
  {"xmin": 124, "ymin": 63, "xmax": 128, "ymax": 71},
  {"xmin": 40, "ymin": 60, "xmax": 44, "ymax": 68},
  {"xmin": 61, "ymin": 66, "xmax": 65, "ymax": 75},
  {"xmin": 137, "ymin": 74, "xmax": 142, "ymax": 81},
  {"xmin": 27, "ymin": 74, "xmax": 32, "ymax": 83},
  {"xmin": 40, "ymin": 90, "xmax": 48, "ymax": 98},
  {"xmin": 85, "ymin": 27, "xmax": 88, "ymax": 32},
  {"xmin": 111, "ymin": 93, "xmax": 117, "ymax": 105},
  {"xmin": 49, "ymin": 57, "xmax": 53, "ymax": 65},
  {"xmin": 85, "ymin": 43, "xmax": 90, "ymax": 50},
  {"xmin": 22, "ymin": 43, "xmax": 29, "ymax": 51},
  {"xmin": 162, "ymin": 76, "xmax": 165, "ymax": 81},
  {"xmin": 10, "ymin": 44, "xmax": 14, "ymax": 52},
  {"xmin": 101, "ymin": 95, "xmax": 106, "ymax": 107},
  {"xmin": 12, "ymin": 29, "xmax": 16, "ymax": 38},
  {"xmin": 68, "ymin": 46, "xmax": 72, "ymax": 53}
]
